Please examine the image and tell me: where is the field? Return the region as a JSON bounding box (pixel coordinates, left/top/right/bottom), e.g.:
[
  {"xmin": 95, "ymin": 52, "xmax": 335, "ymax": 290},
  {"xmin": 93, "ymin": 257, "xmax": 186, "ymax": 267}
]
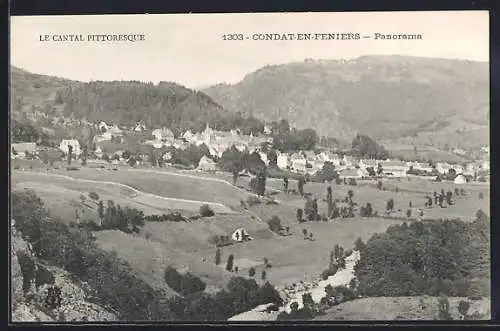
[
  {"xmin": 11, "ymin": 164, "xmax": 491, "ymax": 300},
  {"xmin": 313, "ymin": 296, "xmax": 491, "ymax": 320},
  {"xmin": 382, "ymin": 143, "xmax": 469, "ymax": 163}
]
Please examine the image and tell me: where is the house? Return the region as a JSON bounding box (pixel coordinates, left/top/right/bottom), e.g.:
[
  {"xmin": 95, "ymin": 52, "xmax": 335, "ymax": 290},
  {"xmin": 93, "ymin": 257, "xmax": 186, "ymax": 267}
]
[
  {"xmin": 11, "ymin": 142, "xmax": 38, "ymax": 158},
  {"xmin": 277, "ymin": 153, "xmax": 291, "ymax": 170},
  {"xmin": 381, "ymin": 160, "xmax": 409, "ymax": 177},
  {"xmin": 197, "ymin": 155, "xmax": 217, "ymax": 172},
  {"xmin": 97, "ymin": 121, "xmax": 109, "ymax": 132},
  {"xmin": 182, "ymin": 130, "xmax": 194, "ymax": 142},
  {"xmin": 435, "ymin": 162, "xmax": 452, "ymax": 175},
  {"xmin": 263, "ymin": 125, "xmax": 272, "ymax": 135},
  {"xmin": 59, "ymin": 139, "xmax": 81, "ymax": 157},
  {"xmin": 454, "ymin": 174, "xmax": 467, "ymax": 184},
  {"xmin": 134, "ymin": 122, "xmax": 146, "ymax": 132},
  {"xmin": 481, "ymin": 161, "xmax": 490, "ymax": 171},
  {"xmin": 152, "ymin": 128, "xmax": 174, "ymax": 141},
  {"xmin": 231, "ymin": 228, "xmax": 252, "ymax": 242},
  {"xmin": 338, "ymin": 168, "xmax": 362, "ymax": 179},
  {"xmin": 258, "ymin": 152, "xmax": 269, "ymax": 166},
  {"xmin": 291, "ymin": 153, "xmax": 307, "ymax": 172}
]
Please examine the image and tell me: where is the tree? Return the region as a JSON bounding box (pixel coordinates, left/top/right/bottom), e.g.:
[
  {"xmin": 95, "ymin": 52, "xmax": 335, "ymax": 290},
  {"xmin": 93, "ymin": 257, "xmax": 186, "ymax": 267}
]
[
  {"xmin": 438, "ymin": 296, "xmax": 452, "ymax": 320},
  {"xmin": 446, "ymin": 191, "xmax": 453, "ymax": 206},
  {"xmin": 475, "ymin": 209, "xmax": 488, "ymax": 223},
  {"xmin": 326, "ymin": 186, "xmax": 334, "ymax": 218},
  {"xmin": 304, "ymin": 198, "xmax": 316, "ymax": 222},
  {"xmin": 351, "ymin": 134, "xmax": 389, "ymax": 159},
  {"xmin": 267, "ymin": 150, "xmax": 277, "ymax": 166},
  {"xmin": 215, "ymin": 248, "xmax": 221, "ymax": 266},
  {"xmin": 218, "ymin": 146, "xmax": 245, "ymax": 185},
  {"xmin": 354, "ymin": 237, "xmax": 366, "ymax": 252},
  {"xmin": 200, "ymin": 205, "xmax": 215, "ymax": 217},
  {"xmin": 67, "ymin": 145, "xmax": 73, "ymax": 166},
  {"xmin": 458, "ymin": 300, "xmax": 470, "ymax": 319},
  {"xmin": 283, "ymin": 176, "xmax": 289, "ymax": 192},
  {"xmin": 267, "ymin": 216, "xmax": 282, "ymax": 233},
  {"xmin": 249, "ymin": 267, "xmax": 256, "ymax": 277},
  {"xmin": 261, "ymin": 270, "xmax": 267, "ymax": 280},
  {"xmin": 298, "ymin": 176, "xmax": 306, "ymax": 196},
  {"xmin": 312, "ymin": 199, "xmax": 318, "ymax": 221},
  {"xmin": 296, "ymin": 208, "xmax": 303, "ymax": 223},
  {"xmin": 127, "ymin": 157, "xmax": 137, "ymax": 167},
  {"xmin": 81, "ymin": 145, "xmax": 88, "ymax": 166},
  {"xmin": 377, "ymin": 181, "xmax": 383, "ymax": 190},
  {"xmin": 317, "ymin": 162, "xmax": 338, "ymax": 182},
  {"xmin": 386, "ymin": 199, "xmax": 394, "ymax": 213},
  {"xmin": 347, "ymin": 190, "xmax": 354, "ymax": 202},
  {"xmin": 302, "ymin": 229, "xmax": 308, "ymax": 238},
  {"xmin": 409, "ymin": 201, "xmax": 412, "ymax": 208},
  {"xmin": 226, "ymin": 254, "xmax": 234, "ymax": 272},
  {"xmin": 250, "ymin": 171, "xmax": 267, "ymax": 196},
  {"xmin": 41, "ymin": 151, "xmax": 49, "ymax": 165},
  {"xmin": 97, "ymin": 200, "xmax": 104, "ymax": 225},
  {"xmin": 406, "ymin": 209, "xmax": 412, "ymax": 218}
]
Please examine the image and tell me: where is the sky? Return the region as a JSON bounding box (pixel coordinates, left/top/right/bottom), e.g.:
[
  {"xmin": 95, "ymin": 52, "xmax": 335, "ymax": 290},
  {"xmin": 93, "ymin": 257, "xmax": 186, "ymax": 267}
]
[{"xmin": 10, "ymin": 11, "xmax": 489, "ymax": 89}]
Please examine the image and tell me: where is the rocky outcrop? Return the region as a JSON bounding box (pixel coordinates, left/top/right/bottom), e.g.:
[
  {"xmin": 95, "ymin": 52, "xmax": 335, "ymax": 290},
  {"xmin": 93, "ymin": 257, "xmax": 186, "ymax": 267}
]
[{"xmin": 11, "ymin": 220, "xmax": 118, "ymax": 322}]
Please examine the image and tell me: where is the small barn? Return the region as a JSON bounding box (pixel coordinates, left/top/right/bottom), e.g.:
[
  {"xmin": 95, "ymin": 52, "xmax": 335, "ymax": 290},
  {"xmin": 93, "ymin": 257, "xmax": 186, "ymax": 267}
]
[{"xmin": 231, "ymin": 228, "xmax": 252, "ymax": 242}]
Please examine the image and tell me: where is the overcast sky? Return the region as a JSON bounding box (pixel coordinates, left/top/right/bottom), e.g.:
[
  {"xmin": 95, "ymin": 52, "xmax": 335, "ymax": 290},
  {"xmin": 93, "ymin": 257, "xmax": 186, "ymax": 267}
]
[{"xmin": 11, "ymin": 11, "xmax": 489, "ymax": 89}]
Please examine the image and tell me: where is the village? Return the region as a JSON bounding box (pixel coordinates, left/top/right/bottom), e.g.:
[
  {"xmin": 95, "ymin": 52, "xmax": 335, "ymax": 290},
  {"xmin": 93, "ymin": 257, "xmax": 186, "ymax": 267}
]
[{"xmin": 11, "ymin": 119, "xmax": 490, "ymax": 185}]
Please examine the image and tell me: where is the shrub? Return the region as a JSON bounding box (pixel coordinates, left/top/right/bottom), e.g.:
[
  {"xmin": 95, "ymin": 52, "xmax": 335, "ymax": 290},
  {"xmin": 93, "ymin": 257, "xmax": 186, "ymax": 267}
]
[
  {"xmin": 17, "ymin": 251, "xmax": 36, "ymax": 293},
  {"xmin": 35, "ymin": 265, "xmax": 56, "ymax": 288},
  {"xmin": 458, "ymin": 300, "xmax": 470, "ymax": 318},
  {"xmin": 226, "ymin": 254, "xmax": 234, "ymax": 272},
  {"xmin": 246, "ymin": 196, "xmax": 262, "ymax": 206},
  {"xmin": 88, "ymin": 192, "xmax": 100, "ymax": 201},
  {"xmin": 354, "ymin": 237, "xmax": 366, "ymax": 252},
  {"xmin": 249, "ymin": 267, "xmax": 256, "ymax": 277},
  {"xmin": 267, "ymin": 216, "xmax": 282, "ymax": 233},
  {"xmin": 199, "ymin": 204, "xmax": 215, "ymax": 217}
]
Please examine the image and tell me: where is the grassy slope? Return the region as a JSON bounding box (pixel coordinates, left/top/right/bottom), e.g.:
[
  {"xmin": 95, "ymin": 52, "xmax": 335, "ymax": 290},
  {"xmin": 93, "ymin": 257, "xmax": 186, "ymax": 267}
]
[{"xmin": 313, "ymin": 296, "xmax": 491, "ymax": 320}]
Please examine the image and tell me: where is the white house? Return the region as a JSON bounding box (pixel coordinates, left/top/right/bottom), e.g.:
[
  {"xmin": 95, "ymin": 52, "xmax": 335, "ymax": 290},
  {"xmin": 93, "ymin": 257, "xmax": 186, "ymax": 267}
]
[
  {"xmin": 182, "ymin": 130, "xmax": 194, "ymax": 141},
  {"xmin": 152, "ymin": 128, "xmax": 174, "ymax": 141},
  {"xmin": 291, "ymin": 153, "xmax": 307, "ymax": 173},
  {"xmin": 197, "ymin": 155, "xmax": 217, "ymax": 172},
  {"xmin": 277, "ymin": 153, "xmax": 291, "ymax": 170},
  {"xmin": 231, "ymin": 228, "xmax": 252, "ymax": 242},
  {"xmin": 263, "ymin": 125, "xmax": 272, "ymax": 135},
  {"xmin": 435, "ymin": 162, "xmax": 452, "ymax": 175},
  {"xmin": 454, "ymin": 174, "xmax": 467, "ymax": 184},
  {"xmin": 59, "ymin": 139, "xmax": 81, "ymax": 157},
  {"xmin": 258, "ymin": 152, "xmax": 269, "ymax": 166}
]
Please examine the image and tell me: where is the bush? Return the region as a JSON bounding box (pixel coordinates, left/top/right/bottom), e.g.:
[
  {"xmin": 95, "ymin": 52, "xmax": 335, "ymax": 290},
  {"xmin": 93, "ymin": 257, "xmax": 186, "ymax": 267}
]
[
  {"xmin": 35, "ymin": 265, "xmax": 56, "ymax": 288},
  {"xmin": 199, "ymin": 204, "xmax": 215, "ymax": 217},
  {"xmin": 88, "ymin": 192, "xmax": 100, "ymax": 201},
  {"xmin": 249, "ymin": 267, "xmax": 256, "ymax": 277},
  {"xmin": 246, "ymin": 196, "xmax": 262, "ymax": 206},
  {"xmin": 66, "ymin": 166, "xmax": 80, "ymax": 171},
  {"xmin": 267, "ymin": 216, "xmax": 282, "ymax": 233}
]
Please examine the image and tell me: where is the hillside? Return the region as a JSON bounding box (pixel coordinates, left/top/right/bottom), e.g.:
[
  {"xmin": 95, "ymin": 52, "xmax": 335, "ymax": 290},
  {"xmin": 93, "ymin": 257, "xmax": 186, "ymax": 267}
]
[
  {"xmin": 203, "ymin": 55, "xmax": 489, "ymax": 149},
  {"xmin": 10, "ymin": 66, "xmax": 235, "ymax": 134}
]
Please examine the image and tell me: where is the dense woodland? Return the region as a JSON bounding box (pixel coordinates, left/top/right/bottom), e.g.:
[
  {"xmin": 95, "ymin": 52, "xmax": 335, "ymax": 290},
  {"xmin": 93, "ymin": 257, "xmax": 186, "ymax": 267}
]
[
  {"xmin": 54, "ymin": 82, "xmax": 266, "ymax": 135},
  {"xmin": 354, "ymin": 216, "xmax": 490, "ymax": 299}
]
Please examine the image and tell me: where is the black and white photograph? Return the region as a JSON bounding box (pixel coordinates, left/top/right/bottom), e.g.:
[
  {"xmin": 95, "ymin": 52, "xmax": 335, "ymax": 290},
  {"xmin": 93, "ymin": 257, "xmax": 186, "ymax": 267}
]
[{"xmin": 10, "ymin": 11, "xmax": 490, "ymax": 322}]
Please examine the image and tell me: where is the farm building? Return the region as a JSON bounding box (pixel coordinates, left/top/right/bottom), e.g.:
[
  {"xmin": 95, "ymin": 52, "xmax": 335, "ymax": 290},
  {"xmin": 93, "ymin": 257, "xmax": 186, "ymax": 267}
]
[
  {"xmin": 59, "ymin": 139, "xmax": 81, "ymax": 157},
  {"xmin": 197, "ymin": 155, "xmax": 217, "ymax": 172},
  {"xmin": 277, "ymin": 153, "xmax": 291, "ymax": 170},
  {"xmin": 11, "ymin": 142, "xmax": 38, "ymax": 158},
  {"xmin": 231, "ymin": 228, "xmax": 252, "ymax": 242},
  {"xmin": 454, "ymin": 174, "xmax": 467, "ymax": 184},
  {"xmin": 380, "ymin": 160, "xmax": 409, "ymax": 177}
]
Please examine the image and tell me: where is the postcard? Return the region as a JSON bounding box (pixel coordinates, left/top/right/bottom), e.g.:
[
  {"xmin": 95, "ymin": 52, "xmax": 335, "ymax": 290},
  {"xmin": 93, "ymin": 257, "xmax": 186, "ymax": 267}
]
[{"xmin": 10, "ymin": 11, "xmax": 490, "ymax": 322}]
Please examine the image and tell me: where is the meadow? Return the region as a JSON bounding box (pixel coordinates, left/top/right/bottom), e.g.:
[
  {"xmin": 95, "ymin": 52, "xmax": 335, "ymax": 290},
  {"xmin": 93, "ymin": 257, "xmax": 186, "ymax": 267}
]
[{"xmin": 11, "ymin": 164, "xmax": 491, "ymax": 300}]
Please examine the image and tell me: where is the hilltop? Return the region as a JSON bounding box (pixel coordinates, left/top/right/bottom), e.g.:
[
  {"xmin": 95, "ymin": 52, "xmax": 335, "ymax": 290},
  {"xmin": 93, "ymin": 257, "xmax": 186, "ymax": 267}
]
[
  {"xmin": 10, "ymin": 66, "xmax": 234, "ymax": 134},
  {"xmin": 202, "ymin": 55, "xmax": 489, "ymax": 149}
]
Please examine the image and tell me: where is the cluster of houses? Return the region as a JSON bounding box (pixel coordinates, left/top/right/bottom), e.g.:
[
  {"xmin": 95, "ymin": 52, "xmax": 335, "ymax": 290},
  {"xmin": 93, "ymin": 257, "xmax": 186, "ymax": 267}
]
[
  {"xmin": 274, "ymin": 149, "xmax": 489, "ymax": 183},
  {"xmin": 10, "ymin": 118, "xmax": 491, "ymax": 185}
]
